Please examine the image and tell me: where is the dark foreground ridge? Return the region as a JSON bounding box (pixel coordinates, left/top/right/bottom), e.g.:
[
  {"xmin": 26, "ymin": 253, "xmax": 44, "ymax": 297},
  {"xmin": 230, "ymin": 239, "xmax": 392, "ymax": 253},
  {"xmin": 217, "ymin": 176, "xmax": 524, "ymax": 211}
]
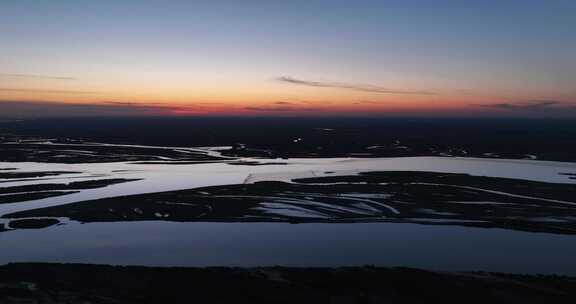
[{"xmin": 0, "ymin": 263, "xmax": 575, "ymax": 303}]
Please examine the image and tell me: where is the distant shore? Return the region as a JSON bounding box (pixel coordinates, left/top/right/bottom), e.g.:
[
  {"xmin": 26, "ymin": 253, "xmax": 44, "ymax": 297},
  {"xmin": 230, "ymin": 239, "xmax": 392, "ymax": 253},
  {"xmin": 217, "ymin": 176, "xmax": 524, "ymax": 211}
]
[{"xmin": 1, "ymin": 263, "xmax": 575, "ymax": 303}]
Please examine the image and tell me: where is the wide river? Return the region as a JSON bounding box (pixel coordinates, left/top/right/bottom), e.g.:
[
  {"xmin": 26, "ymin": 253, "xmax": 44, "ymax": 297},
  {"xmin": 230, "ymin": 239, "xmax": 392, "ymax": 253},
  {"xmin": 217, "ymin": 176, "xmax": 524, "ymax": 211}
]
[{"xmin": 1, "ymin": 145, "xmax": 575, "ymax": 274}]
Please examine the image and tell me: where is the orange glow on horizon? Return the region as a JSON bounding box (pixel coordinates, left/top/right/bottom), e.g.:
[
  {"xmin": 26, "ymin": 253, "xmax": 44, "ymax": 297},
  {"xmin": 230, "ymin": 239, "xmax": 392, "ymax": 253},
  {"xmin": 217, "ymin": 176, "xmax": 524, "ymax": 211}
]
[{"xmin": 2, "ymin": 75, "xmax": 573, "ymax": 118}]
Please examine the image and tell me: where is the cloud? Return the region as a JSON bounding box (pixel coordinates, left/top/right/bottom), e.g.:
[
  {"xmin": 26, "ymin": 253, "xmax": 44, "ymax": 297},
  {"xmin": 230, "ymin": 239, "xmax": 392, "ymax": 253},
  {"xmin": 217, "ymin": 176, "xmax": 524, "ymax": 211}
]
[
  {"xmin": 0, "ymin": 100, "xmax": 178, "ymax": 118},
  {"xmin": 277, "ymin": 76, "xmax": 436, "ymax": 95},
  {"xmin": 101, "ymin": 101, "xmax": 164, "ymax": 106},
  {"xmin": 0, "ymin": 88, "xmax": 95, "ymax": 94},
  {"xmin": 244, "ymin": 105, "xmax": 321, "ymax": 112},
  {"xmin": 101, "ymin": 101, "xmax": 142, "ymax": 105},
  {"xmin": 478, "ymin": 100, "xmax": 576, "ymax": 111},
  {"xmin": 0, "ymin": 74, "xmax": 76, "ymax": 80},
  {"xmin": 274, "ymin": 101, "xmax": 297, "ymax": 105},
  {"xmin": 354, "ymin": 100, "xmax": 386, "ymax": 105}
]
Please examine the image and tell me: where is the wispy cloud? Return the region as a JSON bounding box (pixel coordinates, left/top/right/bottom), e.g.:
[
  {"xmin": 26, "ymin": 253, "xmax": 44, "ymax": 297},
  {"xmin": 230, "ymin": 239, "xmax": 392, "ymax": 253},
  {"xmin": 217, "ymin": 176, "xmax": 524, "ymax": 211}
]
[
  {"xmin": 101, "ymin": 101, "xmax": 142, "ymax": 105},
  {"xmin": 101, "ymin": 101, "xmax": 164, "ymax": 106},
  {"xmin": 277, "ymin": 76, "xmax": 436, "ymax": 95},
  {"xmin": 354, "ymin": 100, "xmax": 386, "ymax": 105},
  {"xmin": 0, "ymin": 74, "xmax": 76, "ymax": 80},
  {"xmin": 244, "ymin": 105, "xmax": 321, "ymax": 112},
  {"xmin": 478, "ymin": 100, "xmax": 576, "ymax": 111},
  {"xmin": 0, "ymin": 88, "xmax": 95, "ymax": 94},
  {"xmin": 0, "ymin": 100, "xmax": 176, "ymax": 118}
]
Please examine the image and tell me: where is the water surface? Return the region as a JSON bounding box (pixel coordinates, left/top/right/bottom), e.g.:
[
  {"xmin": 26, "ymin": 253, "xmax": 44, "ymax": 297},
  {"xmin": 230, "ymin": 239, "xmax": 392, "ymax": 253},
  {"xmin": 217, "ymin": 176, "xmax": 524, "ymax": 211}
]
[{"xmin": 1, "ymin": 221, "xmax": 575, "ymax": 275}]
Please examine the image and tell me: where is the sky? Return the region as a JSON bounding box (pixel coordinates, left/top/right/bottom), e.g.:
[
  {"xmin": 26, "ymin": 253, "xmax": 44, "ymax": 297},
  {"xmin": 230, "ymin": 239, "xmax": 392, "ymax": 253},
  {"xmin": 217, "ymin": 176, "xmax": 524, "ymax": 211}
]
[{"xmin": 1, "ymin": 0, "xmax": 575, "ymax": 118}]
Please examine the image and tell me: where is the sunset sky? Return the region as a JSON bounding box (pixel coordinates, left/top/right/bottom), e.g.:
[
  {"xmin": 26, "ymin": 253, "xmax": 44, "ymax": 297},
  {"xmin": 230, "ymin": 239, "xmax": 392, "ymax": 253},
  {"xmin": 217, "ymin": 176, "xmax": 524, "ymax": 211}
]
[{"xmin": 1, "ymin": 0, "xmax": 575, "ymax": 117}]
